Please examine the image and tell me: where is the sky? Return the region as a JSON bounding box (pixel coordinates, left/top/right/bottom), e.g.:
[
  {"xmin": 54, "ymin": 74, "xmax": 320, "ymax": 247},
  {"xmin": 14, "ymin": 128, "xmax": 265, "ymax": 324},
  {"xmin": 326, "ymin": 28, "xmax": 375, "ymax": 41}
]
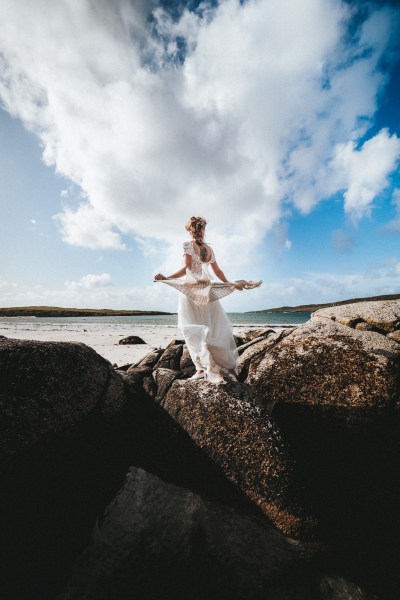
[{"xmin": 0, "ymin": 0, "xmax": 399, "ymax": 312}]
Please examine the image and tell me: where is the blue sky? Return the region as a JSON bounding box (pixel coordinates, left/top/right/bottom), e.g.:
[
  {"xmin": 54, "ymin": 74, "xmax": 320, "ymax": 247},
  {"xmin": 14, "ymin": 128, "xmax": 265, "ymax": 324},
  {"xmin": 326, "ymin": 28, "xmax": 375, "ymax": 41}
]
[{"xmin": 0, "ymin": 0, "xmax": 399, "ymax": 312}]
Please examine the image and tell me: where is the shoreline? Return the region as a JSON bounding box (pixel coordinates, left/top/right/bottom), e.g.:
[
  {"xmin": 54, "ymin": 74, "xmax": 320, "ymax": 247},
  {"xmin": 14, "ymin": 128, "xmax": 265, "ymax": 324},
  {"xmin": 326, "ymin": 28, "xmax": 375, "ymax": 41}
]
[
  {"xmin": 0, "ymin": 306, "xmax": 173, "ymax": 318},
  {"xmin": 0, "ymin": 318, "xmax": 294, "ymax": 367}
]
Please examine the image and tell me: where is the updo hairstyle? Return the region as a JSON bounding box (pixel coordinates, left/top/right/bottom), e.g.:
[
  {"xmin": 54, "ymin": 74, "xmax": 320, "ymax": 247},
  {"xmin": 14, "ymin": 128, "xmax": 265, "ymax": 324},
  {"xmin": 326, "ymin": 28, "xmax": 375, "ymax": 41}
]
[{"xmin": 185, "ymin": 216, "xmax": 208, "ymax": 262}]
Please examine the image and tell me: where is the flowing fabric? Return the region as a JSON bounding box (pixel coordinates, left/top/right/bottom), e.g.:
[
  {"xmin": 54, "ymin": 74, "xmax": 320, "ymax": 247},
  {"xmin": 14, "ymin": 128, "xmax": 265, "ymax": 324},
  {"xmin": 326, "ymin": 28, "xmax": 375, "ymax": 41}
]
[
  {"xmin": 156, "ymin": 241, "xmax": 261, "ymax": 383},
  {"xmin": 159, "ymin": 271, "xmax": 262, "ymax": 306}
]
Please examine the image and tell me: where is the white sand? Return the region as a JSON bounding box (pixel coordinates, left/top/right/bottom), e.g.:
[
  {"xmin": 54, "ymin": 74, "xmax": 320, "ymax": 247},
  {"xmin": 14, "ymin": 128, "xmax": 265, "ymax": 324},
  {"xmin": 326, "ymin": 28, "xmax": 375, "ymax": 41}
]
[{"xmin": 0, "ymin": 318, "xmax": 273, "ymax": 367}]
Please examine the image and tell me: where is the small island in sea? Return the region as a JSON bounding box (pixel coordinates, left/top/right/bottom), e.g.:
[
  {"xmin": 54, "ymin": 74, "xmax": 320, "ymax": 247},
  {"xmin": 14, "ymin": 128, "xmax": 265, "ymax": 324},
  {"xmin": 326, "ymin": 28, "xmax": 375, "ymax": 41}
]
[
  {"xmin": 0, "ymin": 305, "xmax": 173, "ymax": 317},
  {"xmin": 250, "ymin": 292, "xmax": 400, "ymax": 313}
]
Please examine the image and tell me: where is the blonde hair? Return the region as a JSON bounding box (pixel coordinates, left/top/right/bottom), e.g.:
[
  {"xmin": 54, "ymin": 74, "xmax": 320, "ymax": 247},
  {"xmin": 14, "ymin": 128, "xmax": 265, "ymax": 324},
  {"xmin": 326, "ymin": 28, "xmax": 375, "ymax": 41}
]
[{"xmin": 185, "ymin": 216, "xmax": 208, "ymax": 262}]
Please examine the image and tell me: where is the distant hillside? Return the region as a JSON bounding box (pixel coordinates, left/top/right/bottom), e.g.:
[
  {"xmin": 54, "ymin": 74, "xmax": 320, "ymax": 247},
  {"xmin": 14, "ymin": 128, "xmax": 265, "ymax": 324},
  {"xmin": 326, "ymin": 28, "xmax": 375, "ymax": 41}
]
[
  {"xmin": 251, "ymin": 293, "xmax": 400, "ymax": 314},
  {"xmin": 0, "ymin": 306, "xmax": 173, "ymax": 318}
]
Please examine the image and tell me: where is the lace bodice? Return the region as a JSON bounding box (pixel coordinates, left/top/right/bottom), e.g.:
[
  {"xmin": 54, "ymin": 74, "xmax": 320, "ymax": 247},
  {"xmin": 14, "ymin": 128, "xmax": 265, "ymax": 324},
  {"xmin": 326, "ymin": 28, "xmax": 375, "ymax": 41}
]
[{"xmin": 183, "ymin": 241, "xmax": 215, "ymax": 278}]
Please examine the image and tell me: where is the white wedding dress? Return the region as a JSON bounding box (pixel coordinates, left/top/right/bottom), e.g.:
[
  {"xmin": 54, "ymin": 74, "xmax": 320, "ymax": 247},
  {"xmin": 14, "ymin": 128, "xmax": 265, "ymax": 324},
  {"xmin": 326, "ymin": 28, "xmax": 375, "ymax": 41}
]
[{"xmin": 177, "ymin": 241, "xmax": 238, "ymax": 383}]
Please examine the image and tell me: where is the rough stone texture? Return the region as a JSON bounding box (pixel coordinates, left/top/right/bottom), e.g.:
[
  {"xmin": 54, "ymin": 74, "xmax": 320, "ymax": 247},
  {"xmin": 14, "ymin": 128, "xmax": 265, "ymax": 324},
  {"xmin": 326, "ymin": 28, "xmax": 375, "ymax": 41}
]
[
  {"xmin": 118, "ymin": 335, "xmax": 146, "ymax": 345},
  {"xmin": 314, "ymin": 299, "xmax": 400, "ymax": 334},
  {"xmin": 240, "ymin": 328, "xmax": 276, "ymax": 343},
  {"xmin": 387, "ymin": 330, "xmax": 400, "ymax": 343},
  {"xmin": 244, "ymin": 315, "xmax": 400, "ymax": 595},
  {"xmin": 0, "ymin": 338, "xmax": 137, "ymax": 600},
  {"xmin": 246, "ymin": 318, "xmax": 400, "ymax": 410},
  {"xmin": 236, "ymin": 329, "xmax": 292, "ymax": 382},
  {"xmin": 154, "ymin": 342, "xmax": 183, "ymax": 370},
  {"xmin": 0, "ymin": 338, "xmax": 127, "ymax": 462},
  {"xmin": 160, "ymin": 376, "xmax": 316, "ymax": 538},
  {"xmin": 179, "ymin": 344, "xmax": 196, "ymax": 377},
  {"xmin": 60, "ymin": 467, "xmax": 313, "ymax": 600},
  {"xmin": 133, "ymin": 348, "xmax": 163, "ymax": 368},
  {"xmin": 153, "ymin": 367, "xmax": 181, "ymax": 401}
]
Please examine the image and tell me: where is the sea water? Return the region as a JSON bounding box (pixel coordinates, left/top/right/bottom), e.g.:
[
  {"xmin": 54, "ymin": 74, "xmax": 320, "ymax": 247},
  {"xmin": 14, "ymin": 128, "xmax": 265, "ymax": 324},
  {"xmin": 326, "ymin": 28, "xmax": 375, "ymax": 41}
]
[{"xmin": 4, "ymin": 312, "xmax": 311, "ymax": 327}]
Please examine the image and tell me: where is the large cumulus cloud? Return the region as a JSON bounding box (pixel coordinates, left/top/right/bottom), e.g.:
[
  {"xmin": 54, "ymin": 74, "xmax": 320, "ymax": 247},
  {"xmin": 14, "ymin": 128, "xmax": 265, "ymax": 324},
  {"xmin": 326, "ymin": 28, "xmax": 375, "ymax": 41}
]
[{"xmin": 0, "ymin": 0, "xmax": 399, "ymax": 268}]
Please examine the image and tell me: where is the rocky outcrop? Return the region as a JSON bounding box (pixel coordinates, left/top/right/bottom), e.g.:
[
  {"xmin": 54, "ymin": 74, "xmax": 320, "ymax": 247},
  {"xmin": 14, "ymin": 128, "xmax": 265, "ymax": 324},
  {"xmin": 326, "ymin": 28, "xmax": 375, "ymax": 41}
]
[
  {"xmin": 245, "ymin": 317, "xmax": 400, "ymax": 410},
  {"xmin": 3, "ymin": 301, "xmax": 400, "ymax": 600},
  {"xmin": 313, "ymin": 299, "xmax": 400, "ymax": 335},
  {"xmin": 0, "ymin": 338, "xmax": 138, "ymax": 600},
  {"xmin": 60, "ymin": 467, "xmax": 315, "ymax": 600},
  {"xmin": 243, "ymin": 303, "xmax": 400, "ymax": 596},
  {"xmin": 160, "ymin": 376, "xmax": 315, "ymax": 538}
]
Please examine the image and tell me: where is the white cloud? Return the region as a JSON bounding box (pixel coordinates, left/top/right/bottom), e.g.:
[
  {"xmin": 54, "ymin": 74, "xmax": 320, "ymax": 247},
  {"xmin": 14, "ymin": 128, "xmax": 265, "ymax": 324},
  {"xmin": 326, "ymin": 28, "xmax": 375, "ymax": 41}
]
[
  {"xmin": 55, "ymin": 204, "xmax": 125, "ymax": 249},
  {"xmin": 1, "ymin": 256, "xmax": 400, "ymax": 312},
  {"xmin": 331, "ymin": 129, "xmax": 400, "ymax": 222},
  {"xmin": 65, "ymin": 273, "xmax": 112, "ymax": 290},
  {"xmin": 0, "ymin": 0, "xmax": 399, "ymax": 263}
]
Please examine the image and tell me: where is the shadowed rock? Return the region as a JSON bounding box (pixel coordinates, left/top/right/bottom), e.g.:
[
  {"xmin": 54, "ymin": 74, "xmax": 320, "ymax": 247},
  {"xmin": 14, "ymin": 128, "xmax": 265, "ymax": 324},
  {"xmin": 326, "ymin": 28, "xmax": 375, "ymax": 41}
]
[
  {"xmin": 179, "ymin": 344, "xmax": 196, "ymax": 376},
  {"xmin": 119, "ymin": 335, "xmax": 146, "ymax": 345},
  {"xmin": 154, "ymin": 342, "xmax": 183, "ymax": 370},
  {"xmin": 133, "ymin": 348, "xmax": 164, "ymax": 368},
  {"xmin": 0, "ymin": 338, "xmax": 136, "ymax": 600},
  {"xmin": 60, "ymin": 467, "xmax": 315, "ymax": 600},
  {"xmin": 244, "ymin": 314, "xmax": 400, "ymax": 594},
  {"xmin": 160, "ymin": 376, "xmax": 316, "ymax": 538}
]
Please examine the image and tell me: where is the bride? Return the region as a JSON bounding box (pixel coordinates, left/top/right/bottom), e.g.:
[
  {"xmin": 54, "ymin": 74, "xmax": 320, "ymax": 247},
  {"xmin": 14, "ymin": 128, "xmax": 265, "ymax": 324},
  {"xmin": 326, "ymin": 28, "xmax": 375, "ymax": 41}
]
[{"xmin": 154, "ymin": 216, "xmax": 239, "ymax": 383}]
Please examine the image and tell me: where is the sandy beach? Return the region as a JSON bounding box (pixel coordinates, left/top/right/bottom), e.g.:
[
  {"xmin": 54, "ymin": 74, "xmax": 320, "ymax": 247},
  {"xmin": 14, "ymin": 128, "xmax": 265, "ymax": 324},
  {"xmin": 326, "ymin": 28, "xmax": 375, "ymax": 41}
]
[{"xmin": 0, "ymin": 318, "xmax": 279, "ymax": 367}]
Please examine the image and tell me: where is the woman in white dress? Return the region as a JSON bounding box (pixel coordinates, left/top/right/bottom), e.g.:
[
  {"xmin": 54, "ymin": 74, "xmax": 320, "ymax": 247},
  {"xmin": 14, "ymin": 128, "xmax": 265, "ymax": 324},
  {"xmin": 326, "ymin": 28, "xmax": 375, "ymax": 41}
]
[{"xmin": 154, "ymin": 216, "xmax": 238, "ymax": 383}]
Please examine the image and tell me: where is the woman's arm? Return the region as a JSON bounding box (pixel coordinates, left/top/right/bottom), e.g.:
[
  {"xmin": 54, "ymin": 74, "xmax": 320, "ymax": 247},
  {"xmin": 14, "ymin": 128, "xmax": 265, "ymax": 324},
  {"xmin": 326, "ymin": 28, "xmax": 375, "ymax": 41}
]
[
  {"xmin": 155, "ymin": 254, "xmax": 192, "ymax": 280},
  {"xmin": 210, "ymin": 260, "xmax": 229, "ymax": 283}
]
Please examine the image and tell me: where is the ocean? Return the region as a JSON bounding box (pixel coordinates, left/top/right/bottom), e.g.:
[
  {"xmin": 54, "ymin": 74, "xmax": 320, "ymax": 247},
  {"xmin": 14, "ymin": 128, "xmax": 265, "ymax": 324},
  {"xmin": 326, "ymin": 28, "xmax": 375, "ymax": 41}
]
[{"xmin": 5, "ymin": 312, "xmax": 311, "ymax": 327}]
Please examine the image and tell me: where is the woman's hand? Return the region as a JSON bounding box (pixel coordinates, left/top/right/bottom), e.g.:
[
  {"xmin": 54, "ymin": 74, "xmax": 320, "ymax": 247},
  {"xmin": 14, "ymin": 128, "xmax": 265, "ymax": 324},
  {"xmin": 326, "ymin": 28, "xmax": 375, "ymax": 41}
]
[{"xmin": 154, "ymin": 273, "xmax": 167, "ymax": 280}]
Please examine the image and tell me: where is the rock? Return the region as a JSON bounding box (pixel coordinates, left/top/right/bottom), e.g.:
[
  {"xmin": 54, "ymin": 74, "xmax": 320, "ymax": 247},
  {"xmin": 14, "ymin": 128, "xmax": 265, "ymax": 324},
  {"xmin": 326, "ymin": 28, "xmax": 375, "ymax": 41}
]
[
  {"xmin": 119, "ymin": 366, "xmax": 153, "ymax": 390},
  {"xmin": 179, "ymin": 345, "xmax": 196, "ymax": 377},
  {"xmin": 154, "ymin": 343, "xmax": 183, "ymax": 370},
  {"xmin": 0, "ymin": 338, "xmax": 138, "ymax": 600},
  {"xmin": 0, "ymin": 339, "xmax": 128, "ymax": 461},
  {"xmin": 166, "ymin": 338, "xmax": 185, "ymax": 347},
  {"xmin": 313, "ymin": 299, "xmax": 400, "ymax": 334},
  {"xmin": 60, "ymin": 467, "xmax": 314, "ymax": 600},
  {"xmin": 241, "ymin": 328, "xmax": 276, "ymax": 343},
  {"xmin": 118, "ymin": 335, "xmax": 146, "ymax": 345},
  {"xmin": 114, "ymin": 362, "xmax": 132, "ymax": 371},
  {"xmin": 153, "ymin": 367, "xmax": 181, "ymax": 401},
  {"xmin": 236, "ymin": 329, "xmax": 291, "ymax": 382},
  {"xmin": 387, "ymin": 330, "xmax": 400, "ymax": 343},
  {"xmin": 160, "ymin": 376, "xmax": 315, "ymax": 538},
  {"xmin": 133, "ymin": 348, "xmax": 164, "ymax": 368},
  {"xmin": 245, "ymin": 317, "xmax": 400, "ymax": 410},
  {"xmin": 244, "ymin": 313, "xmax": 400, "ymax": 589}
]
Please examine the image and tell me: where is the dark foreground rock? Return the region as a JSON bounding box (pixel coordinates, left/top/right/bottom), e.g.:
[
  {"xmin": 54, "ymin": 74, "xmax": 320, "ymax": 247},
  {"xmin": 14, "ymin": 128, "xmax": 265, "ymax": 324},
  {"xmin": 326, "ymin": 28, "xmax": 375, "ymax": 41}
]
[
  {"xmin": 0, "ymin": 338, "xmax": 138, "ymax": 600},
  {"xmin": 160, "ymin": 376, "xmax": 316, "ymax": 538},
  {"xmin": 2, "ymin": 300, "xmax": 400, "ymax": 600},
  {"xmin": 244, "ymin": 307, "xmax": 400, "ymax": 596},
  {"xmin": 59, "ymin": 467, "xmax": 316, "ymax": 600}
]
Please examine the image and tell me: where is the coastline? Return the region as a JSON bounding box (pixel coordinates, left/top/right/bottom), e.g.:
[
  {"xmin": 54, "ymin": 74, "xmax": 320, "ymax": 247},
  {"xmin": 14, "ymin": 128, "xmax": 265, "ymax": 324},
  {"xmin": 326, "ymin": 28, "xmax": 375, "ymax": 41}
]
[
  {"xmin": 0, "ymin": 317, "xmax": 296, "ymax": 367},
  {"xmin": 0, "ymin": 306, "xmax": 173, "ymax": 318}
]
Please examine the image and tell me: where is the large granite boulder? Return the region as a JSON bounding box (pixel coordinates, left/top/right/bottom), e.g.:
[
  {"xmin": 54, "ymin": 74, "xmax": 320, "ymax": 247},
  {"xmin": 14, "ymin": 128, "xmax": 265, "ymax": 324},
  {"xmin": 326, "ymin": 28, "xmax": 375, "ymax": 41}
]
[
  {"xmin": 160, "ymin": 376, "xmax": 316, "ymax": 538},
  {"xmin": 0, "ymin": 338, "xmax": 137, "ymax": 600},
  {"xmin": 245, "ymin": 317, "xmax": 400, "ymax": 411},
  {"xmin": 314, "ymin": 299, "xmax": 400, "ymax": 334},
  {"xmin": 60, "ymin": 467, "xmax": 315, "ymax": 600},
  {"xmin": 243, "ymin": 306, "xmax": 400, "ymax": 595}
]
